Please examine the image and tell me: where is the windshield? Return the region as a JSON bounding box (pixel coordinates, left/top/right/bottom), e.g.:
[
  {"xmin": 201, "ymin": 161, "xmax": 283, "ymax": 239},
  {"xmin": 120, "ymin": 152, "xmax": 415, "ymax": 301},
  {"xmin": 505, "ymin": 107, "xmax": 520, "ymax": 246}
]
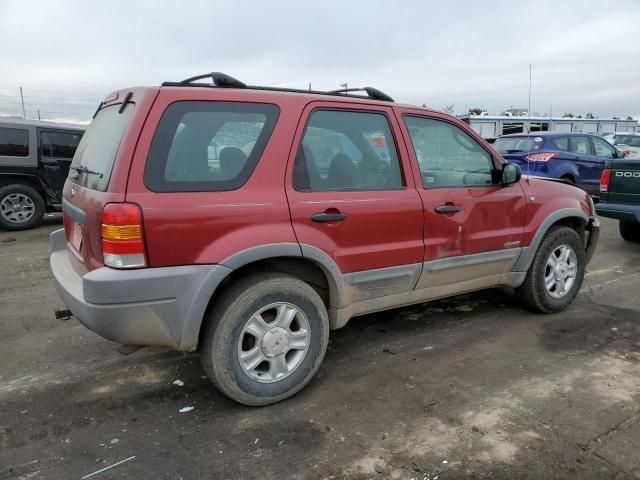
[
  {"xmin": 69, "ymin": 104, "xmax": 134, "ymax": 191},
  {"xmin": 493, "ymin": 136, "xmax": 542, "ymax": 154}
]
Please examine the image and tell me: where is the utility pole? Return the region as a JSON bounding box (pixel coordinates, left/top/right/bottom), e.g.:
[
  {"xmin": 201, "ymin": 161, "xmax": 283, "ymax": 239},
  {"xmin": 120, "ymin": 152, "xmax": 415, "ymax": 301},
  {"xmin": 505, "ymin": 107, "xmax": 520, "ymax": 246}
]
[
  {"xmin": 528, "ymin": 65, "xmax": 532, "ymax": 122},
  {"xmin": 19, "ymin": 86, "xmax": 26, "ymax": 119},
  {"xmin": 308, "ymin": 82, "xmax": 312, "ymax": 92},
  {"xmin": 37, "ymin": 109, "xmax": 41, "ymax": 120},
  {"xmin": 340, "ymin": 83, "xmax": 348, "ymax": 92}
]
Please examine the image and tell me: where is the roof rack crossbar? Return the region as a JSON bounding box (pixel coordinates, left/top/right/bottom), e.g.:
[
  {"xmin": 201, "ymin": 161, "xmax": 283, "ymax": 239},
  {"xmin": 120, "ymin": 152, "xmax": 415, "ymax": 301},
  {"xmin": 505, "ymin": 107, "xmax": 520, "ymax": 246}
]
[
  {"xmin": 161, "ymin": 72, "xmax": 247, "ymax": 88},
  {"xmin": 326, "ymin": 86, "xmax": 394, "ymax": 102},
  {"xmin": 161, "ymin": 72, "xmax": 394, "ymax": 102}
]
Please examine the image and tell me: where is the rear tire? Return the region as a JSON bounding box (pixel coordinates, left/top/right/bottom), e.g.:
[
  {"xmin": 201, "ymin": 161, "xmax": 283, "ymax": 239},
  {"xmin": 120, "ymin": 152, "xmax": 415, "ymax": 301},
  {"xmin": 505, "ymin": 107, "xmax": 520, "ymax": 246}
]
[
  {"xmin": 200, "ymin": 272, "xmax": 329, "ymax": 406},
  {"xmin": 517, "ymin": 226, "xmax": 585, "ymax": 313},
  {"xmin": 0, "ymin": 184, "xmax": 45, "ymax": 231},
  {"xmin": 619, "ymin": 220, "xmax": 640, "ymax": 243}
]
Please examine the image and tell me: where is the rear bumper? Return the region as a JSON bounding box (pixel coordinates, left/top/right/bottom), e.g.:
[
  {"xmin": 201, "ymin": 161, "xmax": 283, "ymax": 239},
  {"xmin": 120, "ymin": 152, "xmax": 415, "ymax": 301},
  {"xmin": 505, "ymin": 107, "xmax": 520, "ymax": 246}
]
[
  {"xmin": 49, "ymin": 229, "xmax": 231, "ymax": 351},
  {"xmin": 596, "ymin": 202, "xmax": 640, "ymax": 223}
]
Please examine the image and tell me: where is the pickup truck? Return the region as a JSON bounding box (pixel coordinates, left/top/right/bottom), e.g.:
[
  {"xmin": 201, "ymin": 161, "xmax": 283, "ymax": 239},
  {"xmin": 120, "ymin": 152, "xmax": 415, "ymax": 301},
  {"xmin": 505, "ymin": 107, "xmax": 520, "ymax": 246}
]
[{"xmin": 597, "ymin": 156, "xmax": 640, "ymax": 242}]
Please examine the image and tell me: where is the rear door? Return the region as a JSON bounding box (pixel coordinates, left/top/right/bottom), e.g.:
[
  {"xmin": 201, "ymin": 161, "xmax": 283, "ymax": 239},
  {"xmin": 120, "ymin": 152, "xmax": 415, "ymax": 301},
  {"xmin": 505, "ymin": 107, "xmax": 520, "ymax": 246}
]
[
  {"xmin": 398, "ymin": 110, "xmax": 526, "ymax": 289},
  {"xmin": 38, "ymin": 129, "xmax": 83, "ymax": 203},
  {"xmin": 286, "ymin": 102, "xmax": 424, "ymax": 301}
]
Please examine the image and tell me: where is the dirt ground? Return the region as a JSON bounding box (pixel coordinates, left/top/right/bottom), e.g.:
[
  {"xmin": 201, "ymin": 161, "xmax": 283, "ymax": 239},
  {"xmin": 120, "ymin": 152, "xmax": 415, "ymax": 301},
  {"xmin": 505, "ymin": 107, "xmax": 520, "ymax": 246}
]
[{"xmin": 1, "ymin": 215, "xmax": 639, "ymax": 480}]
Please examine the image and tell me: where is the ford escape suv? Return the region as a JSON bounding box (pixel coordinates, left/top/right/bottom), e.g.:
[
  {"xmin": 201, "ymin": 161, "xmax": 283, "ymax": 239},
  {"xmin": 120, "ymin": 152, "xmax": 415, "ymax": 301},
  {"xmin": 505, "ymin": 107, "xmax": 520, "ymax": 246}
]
[{"xmin": 50, "ymin": 73, "xmax": 599, "ymax": 405}]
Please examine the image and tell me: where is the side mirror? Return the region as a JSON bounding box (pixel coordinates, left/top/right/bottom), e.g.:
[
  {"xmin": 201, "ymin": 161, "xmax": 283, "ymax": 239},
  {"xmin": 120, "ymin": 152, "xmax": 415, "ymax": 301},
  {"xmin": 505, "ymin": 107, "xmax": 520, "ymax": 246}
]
[
  {"xmin": 614, "ymin": 149, "xmax": 625, "ymax": 159},
  {"xmin": 502, "ymin": 163, "xmax": 521, "ymax": 186}
]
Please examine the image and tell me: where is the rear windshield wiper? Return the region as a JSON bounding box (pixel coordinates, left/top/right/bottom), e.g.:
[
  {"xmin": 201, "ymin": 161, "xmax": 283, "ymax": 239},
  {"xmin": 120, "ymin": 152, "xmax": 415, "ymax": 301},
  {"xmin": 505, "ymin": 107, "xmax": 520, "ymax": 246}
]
[{"xmin": 70, "ymin": 165, "xmax": 103, "ymax": 178}]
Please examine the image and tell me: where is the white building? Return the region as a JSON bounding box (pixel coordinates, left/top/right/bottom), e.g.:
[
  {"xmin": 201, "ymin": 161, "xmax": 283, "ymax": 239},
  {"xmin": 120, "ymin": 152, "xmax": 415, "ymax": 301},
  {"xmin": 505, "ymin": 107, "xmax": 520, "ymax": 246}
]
[{"xmin": 459, "ymin": 115, "xmax": 639, "ymax": 142}]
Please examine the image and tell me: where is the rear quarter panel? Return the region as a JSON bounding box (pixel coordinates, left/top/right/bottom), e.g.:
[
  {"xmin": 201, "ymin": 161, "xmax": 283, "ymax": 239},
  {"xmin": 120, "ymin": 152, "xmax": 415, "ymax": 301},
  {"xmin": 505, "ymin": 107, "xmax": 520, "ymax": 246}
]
[{"xmin": 125, "ymin": 89, "xmax": 307, "ymax": 266}]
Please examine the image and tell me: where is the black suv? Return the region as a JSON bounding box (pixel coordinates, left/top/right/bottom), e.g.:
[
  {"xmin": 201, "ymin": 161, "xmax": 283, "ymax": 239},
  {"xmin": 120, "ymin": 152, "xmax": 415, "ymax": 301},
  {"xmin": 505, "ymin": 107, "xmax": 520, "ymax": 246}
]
[{"xmin": 0, "ymin": 118, "xmax": 84, "ymax": 230}]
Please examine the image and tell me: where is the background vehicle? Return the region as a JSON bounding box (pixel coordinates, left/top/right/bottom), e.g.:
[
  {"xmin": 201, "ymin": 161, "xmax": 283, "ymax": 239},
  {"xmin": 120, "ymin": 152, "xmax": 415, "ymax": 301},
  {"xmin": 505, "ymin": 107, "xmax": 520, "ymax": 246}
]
[
  {"xmin": 603, "ymin": 132, "xmax": 640, "ymax": 160},
  {"xmin": 50, "ymin": 73, "xmax": 599, "ymax": 405},
  {"xmin": 493, "ymin": 132, "xmax": 624, "ymax": 196},
  {"xmin": 0, "ymin": 118, "xmax": 84, "ymax": 230},
  {"xmin": 597, "ymin": 155, "xmax": 640, "ymax": 242}
]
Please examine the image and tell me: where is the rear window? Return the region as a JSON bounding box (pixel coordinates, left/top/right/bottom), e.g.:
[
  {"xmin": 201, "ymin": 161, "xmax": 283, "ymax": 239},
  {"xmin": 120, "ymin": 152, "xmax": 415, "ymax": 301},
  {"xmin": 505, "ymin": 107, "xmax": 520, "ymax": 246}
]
[
  {"xmin": 69, "ymin": 104, "xmax": 134, "ymax": 191},
  {"xmin": 493, "ymin": 136, "xmax": 541, "ymax": 154},
  {"xmin": 145, "ymin": 101, "xmax": 279, "ymax": 192},
  {"xmin": 0, "ymin": 127, "xmax": 29, "ymax": 157}
]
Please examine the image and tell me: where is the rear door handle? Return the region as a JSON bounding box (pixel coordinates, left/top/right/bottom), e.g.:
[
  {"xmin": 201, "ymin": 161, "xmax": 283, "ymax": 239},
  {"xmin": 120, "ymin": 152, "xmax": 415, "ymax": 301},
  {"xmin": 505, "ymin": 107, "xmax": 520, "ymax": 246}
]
[
  {"xmin": 434, "ymin": 204, "xmax": 462, "ymax": 214},
  {"xmin": 311, "ymin": 211, "xmax": 347, "ymax": 223}
]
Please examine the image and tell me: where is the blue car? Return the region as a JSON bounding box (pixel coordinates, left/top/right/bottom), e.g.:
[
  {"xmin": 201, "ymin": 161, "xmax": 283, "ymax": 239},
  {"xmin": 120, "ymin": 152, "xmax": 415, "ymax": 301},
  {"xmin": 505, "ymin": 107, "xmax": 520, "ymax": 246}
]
[{"xmin": 493, "ymin": 132, "xmax": 624, "ymax": 196}]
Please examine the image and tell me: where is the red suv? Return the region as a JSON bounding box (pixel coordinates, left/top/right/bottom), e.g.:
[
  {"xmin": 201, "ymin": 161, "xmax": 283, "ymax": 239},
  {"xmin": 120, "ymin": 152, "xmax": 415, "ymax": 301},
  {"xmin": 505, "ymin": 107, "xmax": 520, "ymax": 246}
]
[{"xmin": 50, "ymin": 73, "xmax": 599, "ymax": 405}]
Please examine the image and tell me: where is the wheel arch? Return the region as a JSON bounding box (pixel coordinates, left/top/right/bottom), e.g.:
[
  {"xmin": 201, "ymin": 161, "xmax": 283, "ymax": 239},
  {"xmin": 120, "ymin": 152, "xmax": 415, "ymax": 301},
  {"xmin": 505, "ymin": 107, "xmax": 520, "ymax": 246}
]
[
  {"xmin": 0, "ymin": 173, "xmax": 48, "ymax": 198},
  {"xmin": 181, "ymin": 243, "xmax": 344, "ymax": 351},
  {"xmin": 512, "ymin": 208, "xmax": 588, "ymax": 272}
]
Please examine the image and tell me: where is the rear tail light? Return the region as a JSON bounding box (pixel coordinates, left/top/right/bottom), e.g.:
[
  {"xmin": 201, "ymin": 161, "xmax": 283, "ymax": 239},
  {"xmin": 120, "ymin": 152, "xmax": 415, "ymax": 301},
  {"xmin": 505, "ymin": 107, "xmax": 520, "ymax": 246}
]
[
  {"xmin": 525, "ymin": 152, "xmax": 557, "ymax": 162},
  {"xmin": 599, "ymin": 168, "xmax": 611, "ymax": 193},
  {"xmin": 101, "ymin": 203, "xmax": 147, "ymax": 268}
]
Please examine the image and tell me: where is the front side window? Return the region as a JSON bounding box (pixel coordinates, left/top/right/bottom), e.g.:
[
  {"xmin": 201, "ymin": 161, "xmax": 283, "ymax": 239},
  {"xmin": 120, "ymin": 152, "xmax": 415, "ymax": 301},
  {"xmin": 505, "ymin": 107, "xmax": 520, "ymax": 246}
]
[
  {"xmin": 569, "ymin": 136, "xmax": 591, "ymax": 155},
  {"xmin": 0, "ymin": 127, "xmax": 29, "ymax": 157},
  {"xmin": 41, "ymin": 130, "xmax": 82, "ymax": 158},
  {"xmin": 293, "ymin": 109, "xmax": 404, "ymax": 191},
  {"xmin": 591, "ymin": 136, "xmax": 617, "ymax": 158},
  {"xmin": 145, "ymin": 101, "xmax": 279, "ymax": 192},
  {"xmin": 404, "ymin": 116, "xmax": 494, "ymax": 188}
]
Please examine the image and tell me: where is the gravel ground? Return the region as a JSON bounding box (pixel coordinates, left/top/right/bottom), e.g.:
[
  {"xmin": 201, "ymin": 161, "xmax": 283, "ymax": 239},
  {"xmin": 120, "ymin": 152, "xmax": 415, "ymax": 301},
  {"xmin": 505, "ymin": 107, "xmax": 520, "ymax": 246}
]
[{"xmin": 1, "ymin": 215, "xmax": 639, "ymax": 479}]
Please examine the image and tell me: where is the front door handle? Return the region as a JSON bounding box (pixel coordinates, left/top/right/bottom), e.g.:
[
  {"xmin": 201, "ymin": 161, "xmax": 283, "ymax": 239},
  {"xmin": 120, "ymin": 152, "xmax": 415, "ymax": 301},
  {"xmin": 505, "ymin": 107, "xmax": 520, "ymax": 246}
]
[
  {"xmin": 311, "ymin": 211, "xmax": 347, "ymax": 223},
  {"xmin": 434, "ymin": 204, "xmax": 462, "ymax": 214}
]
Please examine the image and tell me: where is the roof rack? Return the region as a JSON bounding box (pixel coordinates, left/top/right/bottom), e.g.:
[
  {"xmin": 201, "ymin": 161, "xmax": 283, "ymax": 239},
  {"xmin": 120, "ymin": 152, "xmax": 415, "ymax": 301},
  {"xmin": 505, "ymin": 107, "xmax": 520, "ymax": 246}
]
[{"xmin": 161, "ymin": 72, "xmax": 394, "ymax": 102}]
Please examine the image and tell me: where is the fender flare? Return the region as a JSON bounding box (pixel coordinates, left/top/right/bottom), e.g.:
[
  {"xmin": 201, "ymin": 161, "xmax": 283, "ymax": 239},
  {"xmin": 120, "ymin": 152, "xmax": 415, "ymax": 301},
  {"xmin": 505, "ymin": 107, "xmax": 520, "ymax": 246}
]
[
  {"xmin": 511, "ymin": 208, "xmax": 588, "ymax": 272},
  {"xmin": 178, "ymin": 242, "xmax": 346, "ymax": 350}
]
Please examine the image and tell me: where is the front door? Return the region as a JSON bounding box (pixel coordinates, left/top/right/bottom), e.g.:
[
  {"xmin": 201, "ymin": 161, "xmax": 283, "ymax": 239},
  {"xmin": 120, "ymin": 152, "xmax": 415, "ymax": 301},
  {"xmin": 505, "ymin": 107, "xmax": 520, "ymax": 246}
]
[
  {"xmin": 398, "ymin": 110, "xmax": 526, "ymax": 288},
  {"xmin": 567, "ymin": 135, "xmax": 600, "ymax": 193},
  {"xmin": 286, "ymin": 103, "xmax": 424, "ymax": 302}
]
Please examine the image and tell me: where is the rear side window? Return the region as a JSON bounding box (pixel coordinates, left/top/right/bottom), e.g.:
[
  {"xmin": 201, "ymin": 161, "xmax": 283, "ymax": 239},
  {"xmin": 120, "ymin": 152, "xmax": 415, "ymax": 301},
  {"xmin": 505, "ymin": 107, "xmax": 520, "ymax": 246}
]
[
  {"xmin": 0, "ymin": 127, "xmax": 29, "ymax": 157},
  {"xmin": 145, "ymin": 101, "xmax": 279, "ymax": 192},
  {"xmin": 551, "ymin": 137, "xmax": 569, "ymax": 151},
  {"xmin": 41, "ymin": 130, "xmax": 82, "ymax": 158},
  {"xmin": 493, "ymin": 136, "xmax": 541, "ymax": 153},
  {"xmin": 69, "ymin": 104, "xmax": 134, "ymax": 191}
]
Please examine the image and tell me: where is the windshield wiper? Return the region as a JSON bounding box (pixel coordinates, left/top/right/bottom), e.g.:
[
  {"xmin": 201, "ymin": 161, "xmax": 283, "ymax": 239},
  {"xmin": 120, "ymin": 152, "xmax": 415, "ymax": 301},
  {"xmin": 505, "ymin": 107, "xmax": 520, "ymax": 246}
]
[{"xmin": 70, "ymin": 165, "xmax": 103, "ymax": 178}]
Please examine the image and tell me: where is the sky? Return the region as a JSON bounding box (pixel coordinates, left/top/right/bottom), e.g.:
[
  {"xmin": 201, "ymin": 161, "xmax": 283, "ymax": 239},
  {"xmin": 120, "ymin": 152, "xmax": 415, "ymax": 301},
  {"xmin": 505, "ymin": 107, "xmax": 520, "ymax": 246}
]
[{"xmin": 1, "ymin": 0, "xmax": 639, "ymax": 123}]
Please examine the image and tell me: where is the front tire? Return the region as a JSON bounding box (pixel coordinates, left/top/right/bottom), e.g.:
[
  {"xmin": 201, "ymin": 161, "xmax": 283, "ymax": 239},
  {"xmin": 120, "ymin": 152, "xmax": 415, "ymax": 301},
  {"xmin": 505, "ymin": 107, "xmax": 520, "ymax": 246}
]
[
  {"xmin": 619, "ymin": 220, "xmax": 640, "ymax": 243},
  {"xmin": 200, "ymin": 273, "xmax": 329, "ymax": 406},
  {"xmin": 0, "ymin": 184, "xmax": 45, "ymax": 231},
  {"xmin": 517, "ymin": 226, "xmax": 585, "ymax": 313}
]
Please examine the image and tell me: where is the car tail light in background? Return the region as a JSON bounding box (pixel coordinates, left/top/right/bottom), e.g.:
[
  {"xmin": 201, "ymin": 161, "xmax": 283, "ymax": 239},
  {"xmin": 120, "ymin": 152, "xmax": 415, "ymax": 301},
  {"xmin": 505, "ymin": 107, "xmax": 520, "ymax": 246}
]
[
  {"xmin": 101, "ymin": 203, "xmax": 147, "ymax": 268},
  {"xmin": 599, "ymin": 168, "xmax": 611, "ymax": 193},
  {"xmin": 525, "ymin": 152, "xmax": 558, "ymax": 162}
]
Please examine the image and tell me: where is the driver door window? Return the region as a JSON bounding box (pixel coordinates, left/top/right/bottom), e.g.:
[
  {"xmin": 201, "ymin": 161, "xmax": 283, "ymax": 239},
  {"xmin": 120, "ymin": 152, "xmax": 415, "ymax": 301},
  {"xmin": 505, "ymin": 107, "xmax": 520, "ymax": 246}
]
[
  {"xmin": 591, "ymin": 136, "xmax": 617, "ymax": 159},
  {"xmin": 403, "ymin": 116, "xmax": 494, "ymax": 187}
]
